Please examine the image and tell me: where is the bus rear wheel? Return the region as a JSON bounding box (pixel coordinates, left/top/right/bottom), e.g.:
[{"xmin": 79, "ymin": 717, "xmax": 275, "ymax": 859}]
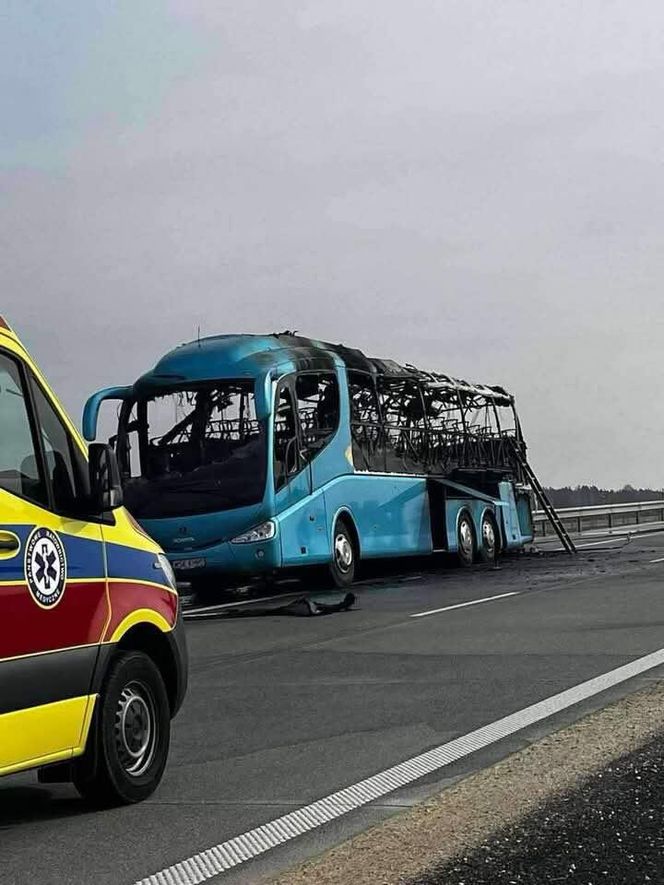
[
  {"xmin": 328, "ymin": 519, "xmax": 356, "ymax": 588},
  {"xmin": 478, "ymin": 513, "xmax": 499, "ymax": 564},
  {"xmin": 457, "ymin": 513, "xmax": 476, "ymax": 567}
]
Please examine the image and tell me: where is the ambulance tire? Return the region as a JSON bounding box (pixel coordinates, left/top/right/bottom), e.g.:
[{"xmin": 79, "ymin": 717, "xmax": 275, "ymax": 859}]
[{"xmin": 74, "ymin": 651, "xmax": 171, "ymax": 806}]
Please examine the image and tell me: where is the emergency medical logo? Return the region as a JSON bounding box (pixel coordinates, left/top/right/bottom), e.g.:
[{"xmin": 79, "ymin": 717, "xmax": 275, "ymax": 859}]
[{"xmin": 25, "ymin": 527, "xmax": 67, "ymax": 609}]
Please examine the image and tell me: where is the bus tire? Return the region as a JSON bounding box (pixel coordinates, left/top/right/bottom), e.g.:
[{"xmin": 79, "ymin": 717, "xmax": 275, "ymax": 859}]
[
  {"xmin": 478, "ymin": 513, "xmax": 499, "ymax": 564},
  {"xmin": 73, "ymin": 650, "xmax": 171, "ymax": 806},
  {"xmin": 328, "ymin": 519, "xmax": 356, "ymax": 588},
  {"xmin": 457, "ymin": 512, "xmax": 476, "ymax": 567}
]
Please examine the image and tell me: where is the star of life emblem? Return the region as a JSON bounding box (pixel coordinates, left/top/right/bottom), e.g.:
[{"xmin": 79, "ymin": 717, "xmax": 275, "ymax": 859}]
[{"xmin": 25, "ymin": 527, "xmax": 67, "ymax": 608}]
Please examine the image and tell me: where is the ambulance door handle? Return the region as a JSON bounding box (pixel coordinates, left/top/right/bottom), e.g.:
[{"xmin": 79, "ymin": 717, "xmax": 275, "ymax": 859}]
[{"xmin": 0, "ymin": 532, "xmax": 20, "ymax": 557}]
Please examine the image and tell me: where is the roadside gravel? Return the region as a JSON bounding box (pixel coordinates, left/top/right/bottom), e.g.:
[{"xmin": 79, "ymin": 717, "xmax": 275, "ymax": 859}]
[{"xmin": 411, "ymin": 732, "xmax": 664, "ymax": 884}]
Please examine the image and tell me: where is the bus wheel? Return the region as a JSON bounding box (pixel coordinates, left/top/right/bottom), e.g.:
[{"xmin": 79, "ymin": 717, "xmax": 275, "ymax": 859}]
[
  {"xmin": 329, "ymin": 519, "xmax": 356, "ymax": 588},
  {"xmin": 457, "ymin": 513, "xmax": 476, "ymax": 567},
  {"xmin": 478, "ymin": 513, "xmax": 499, "ymax": 564},
  {"xmin": 74, "ymin": 651, "xmax": 171, "ymax": 806}
]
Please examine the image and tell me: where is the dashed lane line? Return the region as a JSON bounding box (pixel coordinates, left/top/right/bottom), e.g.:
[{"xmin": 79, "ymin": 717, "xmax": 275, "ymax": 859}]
[{"xmin": 410, "ymin": 590, "xmax": 519, "ymax": 619}]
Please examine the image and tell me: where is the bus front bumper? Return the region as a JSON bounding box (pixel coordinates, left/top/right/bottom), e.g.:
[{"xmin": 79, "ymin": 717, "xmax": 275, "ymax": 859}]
[{"xmin": 168, "ymin": 535, "xmax": 282, "ymax": 579}]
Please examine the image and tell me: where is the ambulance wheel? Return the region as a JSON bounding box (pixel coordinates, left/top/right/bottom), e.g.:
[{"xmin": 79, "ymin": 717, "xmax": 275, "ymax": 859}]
[
  {"xmin": 478, "ymin": 513, "xmax": 499, "ymax": 564},
  {"xmin": 457, "ymin": 513, "xmax": 476, "ymax": 567},
  {"xmin": 328, "ymin": 519, "xmax": 356, "ymax": 588},
  {"xmin": 74, "ymin": 651, "xmax": 171, "ymax": 806}
]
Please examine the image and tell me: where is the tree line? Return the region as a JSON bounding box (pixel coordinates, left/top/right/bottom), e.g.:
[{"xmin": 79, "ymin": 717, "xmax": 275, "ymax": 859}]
[{"xmin": 543, "ymin": 485, "xmax": 664, "ymax": 508}]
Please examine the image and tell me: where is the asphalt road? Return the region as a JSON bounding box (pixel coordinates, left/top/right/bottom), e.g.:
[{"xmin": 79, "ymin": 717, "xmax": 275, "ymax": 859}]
[{"xmin": 4, "ymin": 532, "xmax": 664, "ymax": 885}]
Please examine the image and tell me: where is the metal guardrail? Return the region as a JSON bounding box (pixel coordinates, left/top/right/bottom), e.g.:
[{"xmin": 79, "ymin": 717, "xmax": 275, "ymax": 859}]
[{"xmin": 533, "ymin": 500, "xmax": 664, "ymax": 536}]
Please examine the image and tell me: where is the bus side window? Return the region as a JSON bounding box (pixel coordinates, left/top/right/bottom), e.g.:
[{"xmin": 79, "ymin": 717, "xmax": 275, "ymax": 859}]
[
  {"xmin": 378, "ymin": 378, "xmax": 427, "ymax": 474},
  {"xmin": 347, "ymin": 372, "xmax": 384, "ymax": 472},
  {"xmin": 115, "ymin": 401, "xmax": 143, "ymax": 480},
  {"xmin": 274, "ymin": 385, "xmax": 299, "ymax": 489},
  {"xmin": 295, "ymin": 373, "xmax": 339, "ymax": 459}
]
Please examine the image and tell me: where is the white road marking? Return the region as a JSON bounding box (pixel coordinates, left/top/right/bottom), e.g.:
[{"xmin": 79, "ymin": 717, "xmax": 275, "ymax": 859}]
[
  {"xmin": 134, "ymin": 646, "xmax": 664, "ymax": 885},
  {"xmin": 410, "ymin": 590, "xmax": 519, "ymax": 618},
  {"xmin": 574, "ymin": 538, "xmax": 628, "ymax": 549},
  {"xmin": 650, "ymin": 557, "xmax": 664, "ymax": 563},
  {"xmin": 536, "ymin": 535, "xmax": 631, "ymax": 552}
]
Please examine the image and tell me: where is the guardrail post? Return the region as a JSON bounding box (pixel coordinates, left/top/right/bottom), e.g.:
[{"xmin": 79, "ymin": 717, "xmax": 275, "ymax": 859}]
[
  {"xmin": 635, "ymin": 511, "xmax": 640, "ymax": 524},
  {"xmin": 578, "ymin": 516, "xmax": 582, "ymax": 533},
  {"xmin": 608, "ymin": 513, "xmax": 612, "ymax": 529}
]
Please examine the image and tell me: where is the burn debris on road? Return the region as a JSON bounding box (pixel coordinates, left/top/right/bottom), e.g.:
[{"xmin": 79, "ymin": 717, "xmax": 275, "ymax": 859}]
[
  {"xmin": 222, "ymin": 590, "xmax": 357, "ymax": 617},
  {"xmin": 410, "ymin": 733, "xmax": 664, "ymax": 885}
]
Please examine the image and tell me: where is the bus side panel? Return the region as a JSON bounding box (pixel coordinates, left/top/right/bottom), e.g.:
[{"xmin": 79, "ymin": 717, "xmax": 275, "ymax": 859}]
[
  {"xmin": 322, "ymin": 474, "xmax": 432, "ymax": 558},
  {"xmin": 277, "ymin": 484, "xmax": 330, "ymax": 566},
  {"xmin": 498, "ymin": 481, "xmax": 530, "ymax": 549},
  {"xmin": 516, "ymin": 490, "xmax": 534, "ymax": 542}
]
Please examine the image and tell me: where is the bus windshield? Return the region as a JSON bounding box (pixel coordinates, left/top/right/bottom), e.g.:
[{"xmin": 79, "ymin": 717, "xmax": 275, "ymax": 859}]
[{"xmin": 118, "ymin": 380, "xmax": 266, "ymax": 518}]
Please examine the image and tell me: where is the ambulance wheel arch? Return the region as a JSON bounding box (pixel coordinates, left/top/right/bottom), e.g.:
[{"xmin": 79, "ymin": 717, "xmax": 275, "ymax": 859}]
[{"xmin": 111, "ymin": 620, "xmax": 185, "ymax": 717}]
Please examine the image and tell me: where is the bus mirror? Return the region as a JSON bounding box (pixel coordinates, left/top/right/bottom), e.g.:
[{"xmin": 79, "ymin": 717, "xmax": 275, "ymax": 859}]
[
  {"xmin": 82, "ymin": 386, "xmax": 133, "ymax": 441},
  {"xmin": 89, "ymin": 443, "xmax": 124, "ymax": 512}
]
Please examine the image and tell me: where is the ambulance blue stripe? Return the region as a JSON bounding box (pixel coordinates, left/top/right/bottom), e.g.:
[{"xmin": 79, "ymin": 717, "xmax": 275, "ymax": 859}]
[
  {"xmin": 105, "ymin": 542, "xmax": 171, "ymax": 589},
  {"xmin": 0, "ymin": 524, "xmax": 104, "ymax": 583}
]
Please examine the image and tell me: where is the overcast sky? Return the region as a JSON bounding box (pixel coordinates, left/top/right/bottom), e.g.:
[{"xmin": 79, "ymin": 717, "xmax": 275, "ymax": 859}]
[{"xmin": 2, "ymin": 1, "xmax": 663, "ymax": 487}]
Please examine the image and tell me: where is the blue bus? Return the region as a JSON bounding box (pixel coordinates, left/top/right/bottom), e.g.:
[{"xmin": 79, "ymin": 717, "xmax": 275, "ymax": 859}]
[{"xmin": 82, "ymin": 333, "xmax": 534, "ymax": 589}]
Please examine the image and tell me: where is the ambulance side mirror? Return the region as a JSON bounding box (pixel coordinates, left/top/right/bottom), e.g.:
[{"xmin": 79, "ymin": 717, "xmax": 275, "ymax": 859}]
[{"xmin": 89, "ymin": 443, "xmax": 124, "ymax": 512}]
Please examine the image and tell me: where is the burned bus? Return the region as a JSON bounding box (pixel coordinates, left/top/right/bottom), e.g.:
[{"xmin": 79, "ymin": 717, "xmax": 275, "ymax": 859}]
[{"xmin": 82, "ymin": 333, "xmax": 535, "ymax": 588}]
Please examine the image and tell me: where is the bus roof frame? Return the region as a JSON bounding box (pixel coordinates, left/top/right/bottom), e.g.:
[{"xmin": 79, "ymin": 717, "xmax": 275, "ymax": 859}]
[{"xmin": 82, "ymin": 332, "xmax": 516, "ymax": 441}]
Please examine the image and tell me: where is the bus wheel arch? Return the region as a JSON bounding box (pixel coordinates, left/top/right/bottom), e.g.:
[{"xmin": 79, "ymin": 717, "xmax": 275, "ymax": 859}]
[{"xmin": 456, "ymin": 509, "xmax": 476, "ymax": 567}]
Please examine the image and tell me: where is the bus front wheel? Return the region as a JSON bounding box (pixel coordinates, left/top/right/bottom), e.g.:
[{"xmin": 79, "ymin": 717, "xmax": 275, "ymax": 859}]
[
  {"xmin": 457, "ymin": 513, "xmax": 476, "ymax": 567},
  {"xmin": 329, "ymin": 519, "xmax": 356, "ymax": 588}
]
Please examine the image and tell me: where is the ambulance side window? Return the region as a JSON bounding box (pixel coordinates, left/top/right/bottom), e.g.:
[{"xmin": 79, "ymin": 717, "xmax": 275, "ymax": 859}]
[
  {"xmin": 30, "ymin": 378, "xmax": 88, "ymax": 516},
  {"xmin": 0, "ymin": 353, "xmax": 47, "ymax": 505}
]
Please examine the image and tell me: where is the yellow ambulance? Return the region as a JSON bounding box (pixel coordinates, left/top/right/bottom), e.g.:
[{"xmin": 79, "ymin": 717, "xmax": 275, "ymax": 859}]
[{"xmin": 0, "ymin": 317, "xmax": 187, "ymax": 804}]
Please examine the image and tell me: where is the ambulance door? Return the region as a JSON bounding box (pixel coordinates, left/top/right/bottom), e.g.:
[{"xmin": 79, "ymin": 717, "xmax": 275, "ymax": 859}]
[{"xmin": 0, "ymin": 349, "xmax": 107, "ymax": 775}]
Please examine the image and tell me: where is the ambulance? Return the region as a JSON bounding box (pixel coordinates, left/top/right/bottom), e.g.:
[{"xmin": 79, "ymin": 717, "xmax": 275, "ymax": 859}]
[{"xmin": 0, "ymin": 318, "xmax": 187, "ymax": 804}]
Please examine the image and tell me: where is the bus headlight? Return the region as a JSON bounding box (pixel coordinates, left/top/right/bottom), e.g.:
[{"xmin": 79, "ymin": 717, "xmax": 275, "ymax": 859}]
[
  {"xmin": 154, "ymin": 553, "xmax": 178, "ymax": 590},
  {"xmin": 231, "ymin": 520, "xmax": 276, "ymax": 544}
]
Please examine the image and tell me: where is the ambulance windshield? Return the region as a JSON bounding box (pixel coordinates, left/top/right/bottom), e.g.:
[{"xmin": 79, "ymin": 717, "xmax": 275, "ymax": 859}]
[{"xmin": 117, "ymin": 381, "xmax": 266, "ymax": 518}]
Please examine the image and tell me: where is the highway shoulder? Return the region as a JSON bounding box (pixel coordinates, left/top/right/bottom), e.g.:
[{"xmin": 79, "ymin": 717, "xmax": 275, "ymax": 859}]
[{"xmin": 268, "ymin": 680, "xmax": 664, "ymax": 885}]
